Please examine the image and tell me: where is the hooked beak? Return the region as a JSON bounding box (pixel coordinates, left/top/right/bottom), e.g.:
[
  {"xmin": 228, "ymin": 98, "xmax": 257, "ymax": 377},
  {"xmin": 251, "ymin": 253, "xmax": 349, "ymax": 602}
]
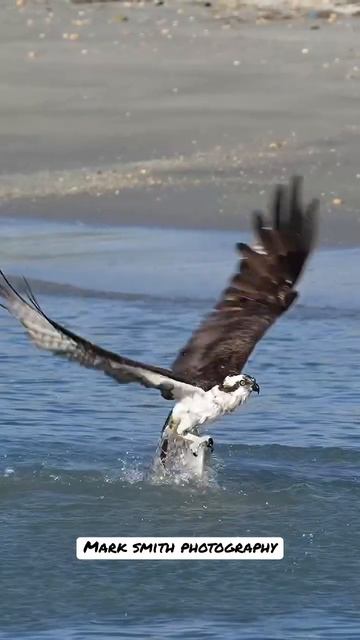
[{"xmin": 252, "ymin": 381, "xmax": 260, "ymax": 394}]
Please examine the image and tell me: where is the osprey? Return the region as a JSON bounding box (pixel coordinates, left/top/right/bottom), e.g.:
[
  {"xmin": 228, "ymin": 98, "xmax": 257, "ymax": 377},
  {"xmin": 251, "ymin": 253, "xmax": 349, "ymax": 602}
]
[{"xmin": 0, "ymin": 177, "xmax": 318, "ymax": 468}]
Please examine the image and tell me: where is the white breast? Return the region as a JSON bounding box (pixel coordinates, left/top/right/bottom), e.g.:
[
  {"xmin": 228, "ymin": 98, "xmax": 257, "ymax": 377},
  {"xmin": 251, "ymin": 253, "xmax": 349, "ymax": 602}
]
[{"xmin": 172, "ymin": 384, "xmax": 249, "ymax": 433}]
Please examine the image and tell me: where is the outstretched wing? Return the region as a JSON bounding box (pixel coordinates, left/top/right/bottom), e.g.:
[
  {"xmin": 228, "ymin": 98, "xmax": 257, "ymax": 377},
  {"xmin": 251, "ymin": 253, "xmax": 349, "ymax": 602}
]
[
  {"xmin": 172, "ymin": 176, "xmax": 319, "ymax": 390},
  {"xmin": 0, "ymin": 273, "xmax": 197, "ymax": 401}
]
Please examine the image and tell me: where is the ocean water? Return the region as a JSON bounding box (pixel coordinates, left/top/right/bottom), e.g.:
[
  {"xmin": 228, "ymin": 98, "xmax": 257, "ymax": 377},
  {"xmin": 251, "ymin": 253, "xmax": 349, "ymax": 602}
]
[{"xmin": 0, "ymin": 220, "xmax": 360, "ymax": 639}]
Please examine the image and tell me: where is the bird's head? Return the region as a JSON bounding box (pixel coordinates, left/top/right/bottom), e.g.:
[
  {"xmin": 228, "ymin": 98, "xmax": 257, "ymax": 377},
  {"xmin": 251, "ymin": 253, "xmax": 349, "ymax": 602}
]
[{"xmin": 219, "ymin": 373, "xmax": 260, "ymax": 401}]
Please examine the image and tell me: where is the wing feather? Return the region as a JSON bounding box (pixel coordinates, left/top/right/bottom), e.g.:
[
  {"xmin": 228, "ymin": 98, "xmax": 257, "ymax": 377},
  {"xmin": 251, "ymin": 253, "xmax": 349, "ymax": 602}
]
[
  {"xmin": 171, "ymin": 176, "xmax": 318, "ymax": 390},
  {"xmin": 0, "ymin": 273, "xmax": 197, "ymax": 401}
]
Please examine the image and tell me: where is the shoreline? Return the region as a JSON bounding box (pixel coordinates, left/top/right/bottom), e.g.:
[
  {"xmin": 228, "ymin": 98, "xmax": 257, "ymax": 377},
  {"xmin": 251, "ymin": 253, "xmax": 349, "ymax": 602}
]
[
  {"xmin": 0, "ymin": 185, "xmax": 359, "ymax": 246},
  {"xmin": 0, "ymin": 1, "xmax": 360, "ymax": 245}
]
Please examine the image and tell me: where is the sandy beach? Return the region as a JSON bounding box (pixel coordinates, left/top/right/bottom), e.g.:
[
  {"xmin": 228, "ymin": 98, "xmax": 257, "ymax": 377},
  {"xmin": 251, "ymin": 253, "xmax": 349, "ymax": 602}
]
[{"xmin": 1, "ymin": 0, "xmax": 360, "ymax": 242}]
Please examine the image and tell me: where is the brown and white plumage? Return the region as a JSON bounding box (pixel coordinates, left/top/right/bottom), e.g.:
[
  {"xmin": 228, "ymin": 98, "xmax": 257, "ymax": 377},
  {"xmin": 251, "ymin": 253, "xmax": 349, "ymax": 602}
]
[
  {"xmin": 171, "ymin": 176, "xmax": 318, "ymax": 389},
  {"xmin": 0, "ymin": 176, "xmax": 318, "ymax": 407},
  {"xmin": 0, "ymin": 272, "xmax": 197, "ymax": 401}
]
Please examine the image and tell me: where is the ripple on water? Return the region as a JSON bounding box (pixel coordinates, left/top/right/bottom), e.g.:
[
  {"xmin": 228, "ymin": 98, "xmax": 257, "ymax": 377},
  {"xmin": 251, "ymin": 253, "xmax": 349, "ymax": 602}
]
[{"xmin": 0, "ymin": 227, "xmax": 360, "ymax": 638}]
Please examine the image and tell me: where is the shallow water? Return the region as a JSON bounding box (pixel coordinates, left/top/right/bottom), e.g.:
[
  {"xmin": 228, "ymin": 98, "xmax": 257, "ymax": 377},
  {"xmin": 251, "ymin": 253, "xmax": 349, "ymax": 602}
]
[{"xmin": 0, "ymin": 220, "xmax": 360, "ymax": 639}]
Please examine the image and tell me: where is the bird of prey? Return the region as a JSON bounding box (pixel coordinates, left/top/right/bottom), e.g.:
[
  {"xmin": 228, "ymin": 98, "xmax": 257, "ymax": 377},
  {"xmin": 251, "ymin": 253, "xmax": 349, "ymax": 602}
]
[{"xmin": 0, "ymin": 177, "xmax": 318, "ymax": 469}]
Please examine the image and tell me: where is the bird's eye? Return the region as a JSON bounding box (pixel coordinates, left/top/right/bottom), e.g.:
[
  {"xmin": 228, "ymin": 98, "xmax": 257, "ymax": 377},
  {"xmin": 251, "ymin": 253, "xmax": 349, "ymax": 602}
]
[{"xmin": 240, "ymin": 380, "xmax": 246, "ymax": 386}]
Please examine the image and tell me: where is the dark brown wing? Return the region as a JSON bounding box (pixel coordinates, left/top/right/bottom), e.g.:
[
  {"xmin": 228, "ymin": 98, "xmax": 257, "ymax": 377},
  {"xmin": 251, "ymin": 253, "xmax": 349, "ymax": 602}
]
[
  {"xmin": 171, "ymin": 176, "xmax": 319, "ymax": 390},
  {"xmin": 0, "ymin": 272, "xmax": 197, "ymax": 401}
]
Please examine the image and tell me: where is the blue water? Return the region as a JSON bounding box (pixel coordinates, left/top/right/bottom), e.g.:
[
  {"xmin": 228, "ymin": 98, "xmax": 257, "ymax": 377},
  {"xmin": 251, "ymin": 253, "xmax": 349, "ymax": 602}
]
[{"xmin": 1, "ymin": 220, "xmax": 360, "ymax": 639}]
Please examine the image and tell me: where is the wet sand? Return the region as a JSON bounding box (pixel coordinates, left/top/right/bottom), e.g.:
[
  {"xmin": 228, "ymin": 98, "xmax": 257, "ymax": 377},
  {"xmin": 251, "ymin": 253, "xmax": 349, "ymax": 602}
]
[{"xmin": 1, "ymin": 0, "xmax": 360, "ymax": 243}]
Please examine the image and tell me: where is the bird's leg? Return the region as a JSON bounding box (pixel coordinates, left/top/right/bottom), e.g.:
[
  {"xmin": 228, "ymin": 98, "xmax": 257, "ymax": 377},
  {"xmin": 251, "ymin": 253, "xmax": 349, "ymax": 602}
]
[
  {"xmin": 160, "ymin": 411, "xmax": 213, "ymax": 460},
  {"xmin": 178, "ymin": 432, "xmax": 214, "ymax": 457},
  {"xmin": 176, "ymin": 421, "xmax": 214, "ymax": 457}
]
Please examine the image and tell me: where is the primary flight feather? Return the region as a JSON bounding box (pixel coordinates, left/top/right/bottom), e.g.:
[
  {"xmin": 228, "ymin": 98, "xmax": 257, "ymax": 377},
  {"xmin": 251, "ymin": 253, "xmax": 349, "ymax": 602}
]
[{"xmin": 172, "ymin": 175, "xmax": 318, "ymax": 389}]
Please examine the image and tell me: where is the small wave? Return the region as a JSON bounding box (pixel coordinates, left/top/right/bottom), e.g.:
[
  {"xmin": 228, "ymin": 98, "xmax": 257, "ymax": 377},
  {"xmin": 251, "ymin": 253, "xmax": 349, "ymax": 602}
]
[
  {"xmin": 1, "ymin": 443, "xmax": 360, "ymax": 511},
  {"xmin": 0, "ymin": 463, "xmax": 143, "ymax": 493},
  {"xmin": 4, "ymin": 274, "xmax": 204, "ymax": 307},
  {"xmin": 295, "ymin": 303, "xmax": 360, "ymax": 321},
  {"xmin": 227, "ymin": 442, "xmax": 360, "ymax": 463},
  {"xmin": 4, "ymin": 275, "xmax": 360, "ymax": 318},
  {"xmin": 225, "ymin": 443, "xmax": 360, "ymax": 485},
  {"xmin": 148, "ymin": 455, "xmax": 219, "ymax": 489},
  {"xmin": 0, "ymin": 457, "xmax": 219, "ymax": 496}
]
